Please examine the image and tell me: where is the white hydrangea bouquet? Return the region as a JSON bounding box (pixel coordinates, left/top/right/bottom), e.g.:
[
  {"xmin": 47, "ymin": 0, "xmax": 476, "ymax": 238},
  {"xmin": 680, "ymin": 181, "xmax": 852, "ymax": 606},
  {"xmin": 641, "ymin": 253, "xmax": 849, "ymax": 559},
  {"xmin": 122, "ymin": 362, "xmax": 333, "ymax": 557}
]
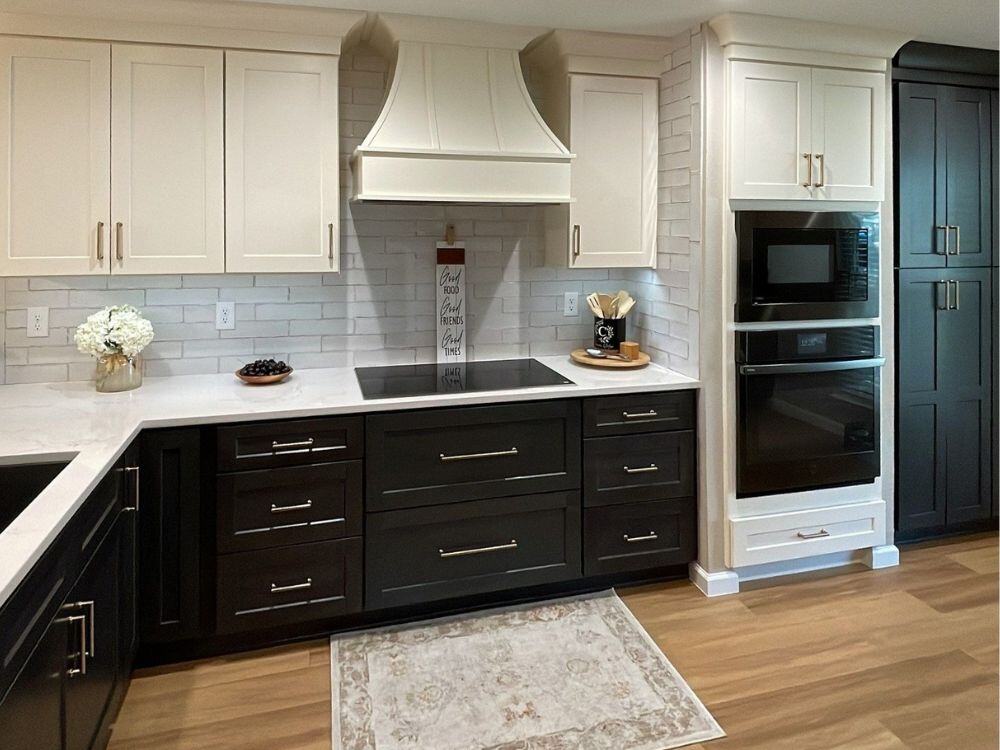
[{"xmin": 75, "ymin": 305, "xmax": 155, "ymax": 392}]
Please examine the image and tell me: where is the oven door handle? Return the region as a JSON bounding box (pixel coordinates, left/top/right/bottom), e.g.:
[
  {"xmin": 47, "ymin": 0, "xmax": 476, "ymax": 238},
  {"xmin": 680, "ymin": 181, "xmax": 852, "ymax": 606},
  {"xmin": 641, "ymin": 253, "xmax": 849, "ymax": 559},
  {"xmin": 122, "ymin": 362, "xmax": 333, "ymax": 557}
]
[{"xmin": 739, "ymin": 357, "xmax": 885, "ymax": 375}]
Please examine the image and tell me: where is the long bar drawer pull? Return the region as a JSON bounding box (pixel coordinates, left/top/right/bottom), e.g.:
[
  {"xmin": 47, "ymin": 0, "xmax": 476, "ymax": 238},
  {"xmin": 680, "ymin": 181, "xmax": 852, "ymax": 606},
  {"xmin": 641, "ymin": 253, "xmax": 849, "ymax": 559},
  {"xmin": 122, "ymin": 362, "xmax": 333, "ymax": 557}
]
[
  {"xmin": 270, "ymin": 578, "xmax": 313, "ymax": 594},
  {"xmin": 439, "ymin": 447, "xmax": 518, "ymax": 462},
  {"xmin": 622, "ymin": 410, "xmax": 658, "ymax": 419},
  {"xmin": 271, "ymin": 438, "xmax": 314, "ymax": 453},
  {"xmin": 797, "ymin": 529, "xmax": 830, "ymax": 540},
  {"xmin": 624, "ymin": 532, "xmax": 658, "ymax": 543},
  {"xmin": 270, "ymin": 500, "xmax": 313, "ymax": 514},
  {"xmin": 439, "ymin": 539, "xmax": 518, "ymax": 558},
  {"xmin": 624, "ymin": 464, "xmax": 659, "ymax": 474}
]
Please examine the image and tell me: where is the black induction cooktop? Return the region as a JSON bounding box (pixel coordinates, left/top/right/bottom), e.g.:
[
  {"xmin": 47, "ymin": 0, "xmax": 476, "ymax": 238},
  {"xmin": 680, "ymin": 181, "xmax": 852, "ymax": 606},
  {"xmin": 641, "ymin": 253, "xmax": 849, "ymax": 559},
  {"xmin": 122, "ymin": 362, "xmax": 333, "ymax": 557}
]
[{"xmin": 355, "ymin": 358, "xmax": 574, "ymax": 399}]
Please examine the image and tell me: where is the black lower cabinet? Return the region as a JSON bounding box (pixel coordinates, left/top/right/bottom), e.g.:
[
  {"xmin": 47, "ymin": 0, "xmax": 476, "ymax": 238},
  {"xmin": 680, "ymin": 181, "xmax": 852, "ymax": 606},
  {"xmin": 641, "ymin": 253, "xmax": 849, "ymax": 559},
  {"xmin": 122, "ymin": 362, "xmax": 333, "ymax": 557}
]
[
  {"xmin": 583, "ymin": 498, "xmax": 696, "ymax": 576},
  {"xmin": 0, "ymin": 617, "xmax": 67, "ymax": 750}
]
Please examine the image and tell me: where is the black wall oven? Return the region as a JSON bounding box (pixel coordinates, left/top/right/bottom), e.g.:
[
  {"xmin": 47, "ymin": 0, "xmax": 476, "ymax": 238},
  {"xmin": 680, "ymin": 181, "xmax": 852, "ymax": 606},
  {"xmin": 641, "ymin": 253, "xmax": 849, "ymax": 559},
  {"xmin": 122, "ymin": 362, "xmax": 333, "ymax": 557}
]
[
  {"xmin": 737, "ymin": 326, "xmax": 883, "ymax": 497},
  {"xmin": 736, "ymin": 211, "xmax": 879, "ymax": 322}
]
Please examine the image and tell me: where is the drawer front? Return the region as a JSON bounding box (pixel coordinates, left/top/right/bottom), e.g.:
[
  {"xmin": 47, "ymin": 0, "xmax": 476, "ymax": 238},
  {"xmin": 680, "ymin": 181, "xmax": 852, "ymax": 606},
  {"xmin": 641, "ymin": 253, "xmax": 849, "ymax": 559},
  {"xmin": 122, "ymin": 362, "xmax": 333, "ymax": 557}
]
[
  {"xmin": 583, "ymin": 391, "xmax": 695, "ymax": 437},
  {"xmin": 217, "ymin": 462, "xmax": 362, "ymax": 553},
  {"xmin": 729, "ymin": 499, "xmax": 886, "ymax": 567},
  {"xmin": 583, "ymin": 498, "xmax": 696, "ymax": 576},
  {"xmin": 583, "ymin": 431, "xmax": 694, "ymax": 507},
  {"xmin": 216, "ymin": 538, "xmax": 362, "ymax": 633},
  {"xmin": 366, "ymin": 401, "xmax": 581, "ymax": 511},
  {"xmin": 365, "ymin": 492, "xmax": 581, "ymax": 609},
  {"xmin": 217, "ymin": 416, "xmax": 363, "ymax": 472}
]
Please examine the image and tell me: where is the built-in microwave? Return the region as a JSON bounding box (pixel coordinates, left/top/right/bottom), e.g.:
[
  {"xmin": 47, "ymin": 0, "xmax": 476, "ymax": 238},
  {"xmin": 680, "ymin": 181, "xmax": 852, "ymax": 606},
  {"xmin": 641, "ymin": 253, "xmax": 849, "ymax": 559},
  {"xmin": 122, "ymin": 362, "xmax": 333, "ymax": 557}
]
[{"xmin": 736, "ymin": 211, "xmax": 879, "ymax": 322}]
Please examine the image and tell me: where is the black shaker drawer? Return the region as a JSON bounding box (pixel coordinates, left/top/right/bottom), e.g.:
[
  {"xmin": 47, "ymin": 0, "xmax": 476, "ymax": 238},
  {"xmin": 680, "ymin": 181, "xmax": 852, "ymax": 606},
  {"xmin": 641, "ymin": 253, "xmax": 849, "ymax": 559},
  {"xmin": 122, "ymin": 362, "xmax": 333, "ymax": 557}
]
[
  {"xmin": 583, "ymin": 499, "xmax": 696, "ymax": 576},
  {"xmin": 366, "ymin": 401, "xmax": 580, "ymax": 511},
  {"xmin": 216, "ymin": 462, "xmax": 362, "ymax": 553},
  {"xmin": 583, "ymin": 431, "xmax": 695, "ymax": 507},
  {"xmin": 583, "ymin": 391, "xmax": 695, "ymax": 437},
  {"xmin": 217, "ymin": 416, "xmax": 363, "ymax": 472},
  {"xmin": 215, "ymin": 538, "xmax": 362, "ymax": 634},
  {"xmin": 365, "ymin": 492, "xmax": 581, "ymax": 609}
]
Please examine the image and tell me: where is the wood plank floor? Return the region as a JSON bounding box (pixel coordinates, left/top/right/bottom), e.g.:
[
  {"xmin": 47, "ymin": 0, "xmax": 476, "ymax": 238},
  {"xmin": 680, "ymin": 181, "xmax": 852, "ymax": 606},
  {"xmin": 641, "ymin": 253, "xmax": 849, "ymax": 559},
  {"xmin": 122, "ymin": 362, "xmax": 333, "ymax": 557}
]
[{"xmin": 109, "ymin": 533, "xmax": 999, "ymax": 749}]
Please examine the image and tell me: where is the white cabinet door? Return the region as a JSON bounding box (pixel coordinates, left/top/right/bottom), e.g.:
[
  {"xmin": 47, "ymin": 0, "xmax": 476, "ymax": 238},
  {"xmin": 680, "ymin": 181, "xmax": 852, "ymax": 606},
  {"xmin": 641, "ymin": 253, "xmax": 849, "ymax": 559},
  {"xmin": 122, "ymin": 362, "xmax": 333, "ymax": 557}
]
[
  {"xmin": 0, "ymin": 37, "xmax": 110, "ymax": 276},
  {"xmin": 111, "ymin": 45, "xmax": 224, "ymax": 275},
  {"xmin": 225, "ymin": 51, "xmax": 339, "ymax": 274},
  {"xmin": 566, "ymin": 74, "xmax": 657, "ymax": 268},
  {"xmin": 729, "ymin": 61, "xmax": 812, "ymax": 200},
  {"xmin": 810, "ymin": 68, "xmax": 885, "ymax": 201}
]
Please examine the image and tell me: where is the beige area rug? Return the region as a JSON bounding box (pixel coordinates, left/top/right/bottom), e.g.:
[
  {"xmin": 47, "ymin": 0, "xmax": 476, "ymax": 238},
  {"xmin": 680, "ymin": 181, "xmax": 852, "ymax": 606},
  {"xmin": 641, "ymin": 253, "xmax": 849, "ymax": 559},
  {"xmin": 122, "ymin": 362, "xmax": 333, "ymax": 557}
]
[{"xmin": 330, "ymin": 591, "xmax": 724, "ymax": 750}]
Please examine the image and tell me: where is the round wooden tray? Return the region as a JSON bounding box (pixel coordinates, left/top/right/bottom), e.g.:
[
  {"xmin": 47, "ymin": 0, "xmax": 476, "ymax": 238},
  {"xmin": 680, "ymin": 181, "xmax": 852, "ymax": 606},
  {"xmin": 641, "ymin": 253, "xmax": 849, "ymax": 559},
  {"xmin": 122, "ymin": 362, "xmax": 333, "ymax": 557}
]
[
  {"xmin": 235, "ymin": 368, "xmax": 293, "ymax": 385},
  {"xmin": 570, "ymin": 349, "xmax": 650, "ymax": 369}
]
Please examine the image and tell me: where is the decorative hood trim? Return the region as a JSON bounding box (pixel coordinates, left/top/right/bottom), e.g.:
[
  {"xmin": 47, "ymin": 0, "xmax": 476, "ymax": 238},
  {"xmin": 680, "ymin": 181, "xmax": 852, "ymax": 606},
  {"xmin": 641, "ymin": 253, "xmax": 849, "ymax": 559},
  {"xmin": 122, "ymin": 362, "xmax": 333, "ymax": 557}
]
[{"xmin": 351, "ymin": 14, "xmax": 572, "ymax": 204}]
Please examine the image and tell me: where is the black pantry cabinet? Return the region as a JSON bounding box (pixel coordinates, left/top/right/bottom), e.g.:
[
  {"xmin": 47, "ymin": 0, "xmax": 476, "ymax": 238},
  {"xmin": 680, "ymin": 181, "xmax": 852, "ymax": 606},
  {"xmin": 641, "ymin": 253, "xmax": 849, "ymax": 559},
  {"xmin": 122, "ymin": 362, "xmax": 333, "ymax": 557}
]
[{"xmin": 894, "ymin": 42, "xmax": 999, "ymax": 540}]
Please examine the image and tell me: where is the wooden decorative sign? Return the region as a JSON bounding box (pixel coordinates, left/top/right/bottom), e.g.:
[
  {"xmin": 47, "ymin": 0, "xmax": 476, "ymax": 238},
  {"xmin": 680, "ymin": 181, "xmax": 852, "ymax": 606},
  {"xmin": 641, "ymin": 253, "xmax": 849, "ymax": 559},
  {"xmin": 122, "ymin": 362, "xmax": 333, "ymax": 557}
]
[{"xmin": 436, "ymin": 242, "xmax": 466, "ymax": 363}]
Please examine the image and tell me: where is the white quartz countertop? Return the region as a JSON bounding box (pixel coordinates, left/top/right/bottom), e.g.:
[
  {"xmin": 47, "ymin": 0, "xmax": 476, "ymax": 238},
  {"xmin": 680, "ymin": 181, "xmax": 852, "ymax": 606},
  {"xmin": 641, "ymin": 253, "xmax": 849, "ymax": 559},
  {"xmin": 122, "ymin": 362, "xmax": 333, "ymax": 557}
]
[{"xmin": 0, "ymin": 356, "xmax": 697, "ymax": 608}]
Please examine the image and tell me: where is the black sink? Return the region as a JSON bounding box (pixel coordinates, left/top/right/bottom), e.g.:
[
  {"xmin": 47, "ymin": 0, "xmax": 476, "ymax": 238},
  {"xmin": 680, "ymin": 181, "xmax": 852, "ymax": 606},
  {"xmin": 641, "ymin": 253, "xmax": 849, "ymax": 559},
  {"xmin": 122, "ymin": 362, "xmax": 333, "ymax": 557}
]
[{"xmin": 0, "ymin": 460, "xmax": 71, "ymax": 535}]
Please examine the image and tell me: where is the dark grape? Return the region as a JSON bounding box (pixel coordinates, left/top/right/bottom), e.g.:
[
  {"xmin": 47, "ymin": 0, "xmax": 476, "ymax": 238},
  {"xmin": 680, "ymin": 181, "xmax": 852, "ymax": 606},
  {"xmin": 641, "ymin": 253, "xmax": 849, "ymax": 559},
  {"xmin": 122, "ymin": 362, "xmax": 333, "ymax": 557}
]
[{"xmin": 239, "ymin": 358, "xmax": 291, "ymax": 377}]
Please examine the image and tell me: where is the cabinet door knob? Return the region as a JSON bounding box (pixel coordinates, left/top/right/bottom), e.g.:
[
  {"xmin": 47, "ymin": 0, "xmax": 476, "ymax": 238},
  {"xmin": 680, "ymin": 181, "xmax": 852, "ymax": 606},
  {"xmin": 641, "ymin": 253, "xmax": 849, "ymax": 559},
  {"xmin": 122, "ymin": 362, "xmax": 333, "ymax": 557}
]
[{"xmin": 802, "ymin": 153, "xmax": 813, "ymax": 187}]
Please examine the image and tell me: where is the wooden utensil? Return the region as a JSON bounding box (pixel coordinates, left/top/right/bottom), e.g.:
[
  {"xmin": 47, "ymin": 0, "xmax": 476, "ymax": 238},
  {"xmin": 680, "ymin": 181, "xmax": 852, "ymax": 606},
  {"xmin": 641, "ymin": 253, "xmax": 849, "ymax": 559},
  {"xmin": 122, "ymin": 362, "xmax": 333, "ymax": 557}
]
[
  {"xmin": 616, "ymin": 297, "xmax": 636, "ymax": 318},
  {"xmin": 586, "ymin": 292, "xmax": 604, "ymax": 317},
  {"xmin": 597, "ymin": 293, "xmax": 614, "ymax": 318}
]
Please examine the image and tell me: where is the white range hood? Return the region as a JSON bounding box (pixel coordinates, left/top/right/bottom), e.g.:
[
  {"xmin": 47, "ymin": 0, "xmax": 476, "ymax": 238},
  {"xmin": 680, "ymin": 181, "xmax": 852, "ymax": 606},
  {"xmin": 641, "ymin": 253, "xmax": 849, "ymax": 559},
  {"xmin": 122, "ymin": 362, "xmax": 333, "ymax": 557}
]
[{"xmin": 351, "ymin": 15, "xmax": 572, "ymax": 204}]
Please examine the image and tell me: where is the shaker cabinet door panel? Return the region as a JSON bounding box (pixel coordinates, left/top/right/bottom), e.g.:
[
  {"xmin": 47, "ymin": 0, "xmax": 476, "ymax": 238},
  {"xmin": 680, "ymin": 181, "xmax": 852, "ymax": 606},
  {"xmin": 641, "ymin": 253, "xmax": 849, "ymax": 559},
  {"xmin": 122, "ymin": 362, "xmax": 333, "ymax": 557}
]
[
  {"xmin": 0, "ymin": 37, "xmax": 110, "ymax": 276},
  {"xmin": 810, "ymin": 68, "xmax": 884, "ymax": 201},
  {"xmin": 111, "ymin": 44, "xmax": 224, "ymax": 274},
  {"xmin": 568, "ymin": 74, "xmax": 657, "ymax": 268},
  {"xmin": 225, "ymin": 51, "xmax": 340, "ymax": 273},
  {"xmin": 943, "ymin": 86, "xmax": 992, "ymax": 267},
  {"xmin": 729, "ymin": 61, "xmax": 812, "ymax": 199}
]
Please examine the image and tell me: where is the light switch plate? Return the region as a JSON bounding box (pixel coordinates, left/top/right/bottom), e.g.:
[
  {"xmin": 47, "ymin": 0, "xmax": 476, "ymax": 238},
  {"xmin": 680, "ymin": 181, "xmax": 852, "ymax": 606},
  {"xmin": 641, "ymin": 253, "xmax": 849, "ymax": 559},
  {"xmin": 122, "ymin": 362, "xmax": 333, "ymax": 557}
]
[
  {"xmin": 27, "ymin": 307, "xmax": 48, "ymax": 338},
  {"xmin": 215, "ymin": 301, "xmax": 235, "ymax": 330},
  {"xmin": 563, "ymin": 292, "xmax": 578, "ymax": 317}
]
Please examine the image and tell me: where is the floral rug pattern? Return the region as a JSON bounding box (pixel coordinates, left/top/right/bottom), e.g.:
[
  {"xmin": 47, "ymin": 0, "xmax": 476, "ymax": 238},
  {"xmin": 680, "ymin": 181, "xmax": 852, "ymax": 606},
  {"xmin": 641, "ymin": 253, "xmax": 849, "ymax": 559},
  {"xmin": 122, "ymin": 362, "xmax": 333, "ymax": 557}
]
[{"xmin": 330, "ymin": 591, "xmax": 724, "ymax": 750}]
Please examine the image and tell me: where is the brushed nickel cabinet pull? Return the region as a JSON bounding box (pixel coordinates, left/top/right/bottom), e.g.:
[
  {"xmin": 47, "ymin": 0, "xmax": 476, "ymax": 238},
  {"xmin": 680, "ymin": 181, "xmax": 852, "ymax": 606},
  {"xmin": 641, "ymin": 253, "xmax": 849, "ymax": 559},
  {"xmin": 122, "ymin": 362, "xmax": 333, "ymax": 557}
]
[
  {"xmin": 796, "ymin": 529, "xmax": 830, "ymax": 540},
  {"xmin": 270, "ymin": 578, "xmax": 312, "ymax": 594},
  {"xmin": 271, "ymin": 500, "xmax": 313, "ymax": 514},
  {"xmin": 622, "ymin": 410, "xmax": 658, "ymax": 419},
  {"xmin": 329, "ymin": 222, "xmax": 335, "ymax": 261},
  {"xmin": 115, "ymin": 222, "xmax": 124, "ymax": 261},
  {"xmin": 81, "ymin": 600, "xmax": 95, "ymax": 658},
  {"xmin": 937, "ymin": 280, "xmax": 949, "ymax": 310},
  {"xmin": 63, "ymin": 613, "xmax": 87, "ymax": 676},
  {"xmin": 623, "ymin": 464, "xmax": 659, "ymax": 474},
  {"xmin": 623, "ymin": 532, "xmax": 658, "ymax": 543},
  {"xmin": 271, "ymin": 438, "xmax": 314, "ymax": 453},
  {"xmin": 950, "ymin": 280, "xmax": 960, "ymax": 310},
  {"xmin": 124, "ymin": 466, "xmax": 140, "ymax": 512},
  {"xmin": 936, "ymin": 225, "xmax": 950, "ymax": 255},
  {"xmin": 951, "ymin": 225, "xmax": 961, "ymax": 255},
  {"xmin": 572, "ymin": 224, "xmax": 581, "ymax": 257},
  {"xmin": 440, "ymin": 447, "xmax": 518, "ymax": 462},
  {"xmin": 802, "ymin": 153, "xmax": 813, "ymax": 187},
  {"xmin": 814, "ymin": 153, "xmax": 825, "ymax": 187},
  {"xmin": 439, "ymin": 539, "xmax": 518, "ymax": 558},
  {"xmin": 96, "ymin": 221, "xmax": 105, "ymax": 261}
]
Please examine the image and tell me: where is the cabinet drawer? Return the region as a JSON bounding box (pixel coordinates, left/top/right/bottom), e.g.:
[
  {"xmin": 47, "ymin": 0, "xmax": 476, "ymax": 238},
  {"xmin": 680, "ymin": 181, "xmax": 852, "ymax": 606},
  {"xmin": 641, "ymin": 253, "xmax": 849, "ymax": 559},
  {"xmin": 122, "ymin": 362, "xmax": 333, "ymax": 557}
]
[
  {"xmin": 583, "ymin": 431, "xmax": 694, "ymax": 507},
  {"xmin": 216, "ymin": 462, "xmax": 362, "ymax": 553},
  {"xmin": 729, "ymin": 499, "xmax": 886, "ymax": 567},
  {"xmin": 365, "ymin": 492, "xmax": 581, "ymax": 609},
  {"xmin": 366, "ymin": 401, "xmax": 580, "ymax": 511},
  {"xmin": 583, "ymin": 498, "xmax": 696, "ymax": 576},
  {"xmin": 217, "ymin": 416, "xmax": 362, "ymax": 472},
  {"xmin": 216, "ymin": 538, "xmax": 362, "ymax": 633},
  {"xmin": 583, "ymin": 391, "xmax": 694, "ymax": 437}
]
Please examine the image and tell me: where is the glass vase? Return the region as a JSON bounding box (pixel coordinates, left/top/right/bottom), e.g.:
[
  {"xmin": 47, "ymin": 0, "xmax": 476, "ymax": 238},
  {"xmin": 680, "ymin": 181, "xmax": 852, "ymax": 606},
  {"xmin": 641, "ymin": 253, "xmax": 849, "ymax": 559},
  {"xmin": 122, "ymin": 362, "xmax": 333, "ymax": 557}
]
[{"xmin": 96, "ymin": 353, "xmax": 143, "ymax": 393}]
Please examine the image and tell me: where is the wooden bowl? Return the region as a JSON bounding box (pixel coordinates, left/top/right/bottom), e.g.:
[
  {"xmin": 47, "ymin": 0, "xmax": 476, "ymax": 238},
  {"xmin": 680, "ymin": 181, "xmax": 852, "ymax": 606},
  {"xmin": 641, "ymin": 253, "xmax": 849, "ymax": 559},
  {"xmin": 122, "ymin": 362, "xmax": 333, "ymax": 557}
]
[{"xmin": 235, "ymin": 368, "xmax": 293, "ymax": 385}]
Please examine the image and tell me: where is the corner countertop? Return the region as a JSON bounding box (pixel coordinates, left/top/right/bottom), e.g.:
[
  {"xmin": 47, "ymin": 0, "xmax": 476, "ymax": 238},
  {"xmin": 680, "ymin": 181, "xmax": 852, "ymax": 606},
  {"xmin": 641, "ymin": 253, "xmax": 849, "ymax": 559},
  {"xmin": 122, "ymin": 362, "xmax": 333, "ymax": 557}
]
[{"xmin": 0, "ymin": 356, "xmax": 697, "ymax": 608}]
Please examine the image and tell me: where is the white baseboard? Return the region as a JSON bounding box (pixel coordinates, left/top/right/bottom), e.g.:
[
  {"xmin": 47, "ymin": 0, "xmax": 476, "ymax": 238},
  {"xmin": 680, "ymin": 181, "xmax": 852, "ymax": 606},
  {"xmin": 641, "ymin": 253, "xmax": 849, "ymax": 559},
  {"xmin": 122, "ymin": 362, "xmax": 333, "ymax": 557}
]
[
  {"xmin": 864, "ymin": 544, "xmax": 900, "ymax": 569},
  {"xmin": 689, "ymin": 562, "xmax": 740, "ymax": 597}
]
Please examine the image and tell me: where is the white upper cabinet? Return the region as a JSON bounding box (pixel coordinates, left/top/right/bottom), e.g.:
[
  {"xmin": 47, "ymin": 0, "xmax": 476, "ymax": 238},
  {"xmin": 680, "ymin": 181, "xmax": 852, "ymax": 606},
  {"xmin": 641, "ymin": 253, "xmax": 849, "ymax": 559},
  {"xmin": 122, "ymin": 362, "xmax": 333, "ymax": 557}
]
[
  {"xmin": 729, "ymin": 61, "xmax": 811, "ymax": 200},
  {"xmin": 111, "ymin": 45, "xmax": 224, "ymax": 274},
  {"xmin": 809, "ymin": 68, "xmax": 884, "ymax": 201},
  {"xmin": 0, "ymin": 38, "xmax": 111, "ymax": 276},
  {"xmin": 563, "ymin": 74, "xmax": 658, "ymax": 268},
  {"xmin": 729, "ymin": 61, "xmax": 885, "ymax": 201},
  {"xmin": 225, "ymin": 51, "xmax": 340, "ymax": 274}
]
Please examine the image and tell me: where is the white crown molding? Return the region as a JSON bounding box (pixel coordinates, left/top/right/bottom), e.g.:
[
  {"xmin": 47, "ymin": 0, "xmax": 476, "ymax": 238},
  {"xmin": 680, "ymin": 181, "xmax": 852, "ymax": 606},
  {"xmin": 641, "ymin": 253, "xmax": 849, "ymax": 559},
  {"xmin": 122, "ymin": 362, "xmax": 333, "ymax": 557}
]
[
  {"xmin": 522, "ymin": 28, "xmax": 674, "ymax": 79},
  {"xmin": 709, "ymin": 12, "xmax": 910, "ymax": 60},
  {"xmin": 361, "ymin": 12, "xmax": 550, "ymax": 58},
  {"xmin": 0, "ymin": 0, "xmax": 366, "ymax": 55}
]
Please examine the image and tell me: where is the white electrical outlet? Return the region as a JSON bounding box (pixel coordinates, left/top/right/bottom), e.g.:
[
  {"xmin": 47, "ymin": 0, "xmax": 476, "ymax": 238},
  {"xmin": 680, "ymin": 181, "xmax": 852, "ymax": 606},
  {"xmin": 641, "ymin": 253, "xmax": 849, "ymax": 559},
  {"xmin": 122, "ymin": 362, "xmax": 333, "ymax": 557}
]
[
  {"xmin": 215, "ymin": 301, "xmax": 235, "ymax": 330},
  {"xmin": 563, "ymin": 292, "xmax": 578, "ymax": 317},
  {"xmin": 26, "ymin": 307, "xmax": 48, "ymax": 338}
]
